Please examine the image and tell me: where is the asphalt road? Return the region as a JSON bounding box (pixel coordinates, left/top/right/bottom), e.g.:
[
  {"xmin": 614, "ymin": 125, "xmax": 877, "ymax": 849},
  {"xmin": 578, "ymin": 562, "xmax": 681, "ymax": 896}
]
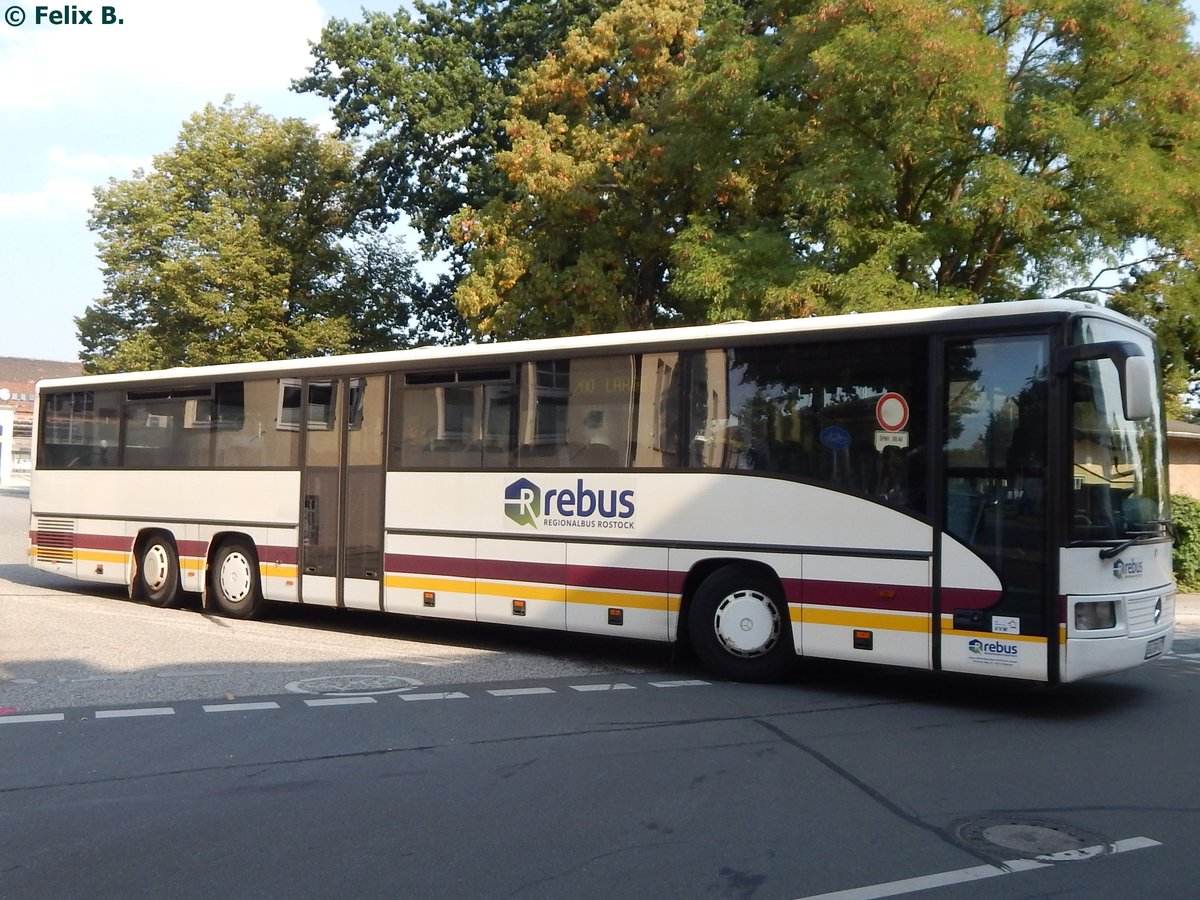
[{"xmin": 3, "ymin": 486, "xmax": 1200, "ymax": 899}]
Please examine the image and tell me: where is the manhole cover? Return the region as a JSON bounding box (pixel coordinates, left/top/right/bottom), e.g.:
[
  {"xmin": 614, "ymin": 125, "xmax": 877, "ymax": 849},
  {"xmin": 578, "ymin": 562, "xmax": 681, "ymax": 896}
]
[
  {"xmin": 286, "ymin": 675, "xmax": 424, "ymax": 696},
  {"xmin": 954, "ymin": 817, "xmax": 1110, "ymax": 861}
]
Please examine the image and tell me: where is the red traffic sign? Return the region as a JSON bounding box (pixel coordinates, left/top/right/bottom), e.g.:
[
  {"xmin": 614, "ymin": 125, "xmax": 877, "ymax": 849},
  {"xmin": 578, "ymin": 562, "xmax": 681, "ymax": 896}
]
[{"xmin": 876, "ymin": 392, "xmax": 909, "ymax": 432}]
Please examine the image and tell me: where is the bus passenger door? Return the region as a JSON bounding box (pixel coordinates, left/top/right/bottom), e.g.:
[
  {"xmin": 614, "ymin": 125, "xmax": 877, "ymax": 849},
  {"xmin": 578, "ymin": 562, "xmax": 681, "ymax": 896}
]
[
  {"xmin": 300, "ymin": 376, "xmax": 386, "ymax": 610},
  {"xmin": 939, "ymin": 335, "xmax": 1053, "ymax": 679}
]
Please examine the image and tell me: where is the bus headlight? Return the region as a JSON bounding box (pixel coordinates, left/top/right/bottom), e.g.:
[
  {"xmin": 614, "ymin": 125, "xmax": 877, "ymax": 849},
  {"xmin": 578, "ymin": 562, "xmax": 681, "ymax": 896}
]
[{"xmin": 1075, "ymin": 600, "xmax": 1117, "ymax": 630}]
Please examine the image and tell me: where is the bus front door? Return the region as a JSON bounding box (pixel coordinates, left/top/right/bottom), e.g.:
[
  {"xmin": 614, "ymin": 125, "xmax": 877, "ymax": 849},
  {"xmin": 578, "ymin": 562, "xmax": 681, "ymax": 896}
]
[
  {"xmin": 940, "ymin": 334, "xmax": 1054, "ymax": 680},
  {"xmin": 300, "ymin": 376, "xmax": 387, "ymax": 611}
]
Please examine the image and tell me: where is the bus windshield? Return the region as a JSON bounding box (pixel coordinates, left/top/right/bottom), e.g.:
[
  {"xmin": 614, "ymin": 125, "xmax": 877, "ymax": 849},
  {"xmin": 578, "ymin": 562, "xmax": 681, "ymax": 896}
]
[{"xmin": 1070, "ymin": 319, "xmax": 1169, "ymax": 543}]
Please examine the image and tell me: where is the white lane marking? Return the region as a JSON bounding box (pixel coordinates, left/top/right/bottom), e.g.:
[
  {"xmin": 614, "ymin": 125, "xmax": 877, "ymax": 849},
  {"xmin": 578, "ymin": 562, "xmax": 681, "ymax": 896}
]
[
  {"xmin": 1033, "ymin": 836, "xmax": 1161, "ymax": 861},
  {"xmin": 1102, "ymin": 836, "xmax": 1163, "ymax": 853},
  {"xmin": 201, "ymin": 702, "xmax": 281, "ymax": 713},
  {"xmin": 95, "ymin": 707, "xmax": 176, "ymax": 719},
  {"xmin": 156, "ymin": 671, "xmax": 229, "ymax": 679},
  {"xmin": 2, "ymin": 675, "xmax": 707, "ymax": 722},
  {"xmin": 795, "ymin": 837, "xmax": 1161, "ymax": 900},
  {"xmin": 570, "ymin": 683, "xmax": 636, "ymax": 692},
  {"xmin": 0, "ymin": 713, "xmax": 66, "ymax": 725},
  {"xmin": 303, "ymin": 697, "xmax": 377, "ymax": 707},
  {"xmin": 401, "ymin": 692, "xmax": 469, "ymax": 702}
]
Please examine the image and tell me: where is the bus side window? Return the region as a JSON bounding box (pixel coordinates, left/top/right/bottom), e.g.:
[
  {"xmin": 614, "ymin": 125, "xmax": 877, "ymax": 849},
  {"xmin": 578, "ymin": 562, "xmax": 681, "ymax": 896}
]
[
  {"xmin": 391, "ymin": 382, "xmax": 514, "ymax": 470},
  {"xmin": 212, "ymin": 379, "xmax": 298, "ymax": 468},
  {"xmin": 517, "ymin": 357, "xmax": 634, "ymax": 469},
  {"xmin": 38, "ymin": 390, "xmax": 122, "ymax": 468},
  {"xmin": 125, "ymin": 399, "xmax": 206, "ymax": 468},
  {"xmin": 634, "ymin": 353, "xmax": 681, "ymax": 467}
]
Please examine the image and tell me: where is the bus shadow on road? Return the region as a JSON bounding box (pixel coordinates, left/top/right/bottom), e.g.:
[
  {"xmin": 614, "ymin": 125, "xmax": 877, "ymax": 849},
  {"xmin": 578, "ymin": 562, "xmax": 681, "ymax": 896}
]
[
  {"xmin": 782, "ymin": 654, "xmax": 1154, "ymax": 720},
  {"xmin": 0, "ymin": 563, "xmax": 118, "ymax": 593}
]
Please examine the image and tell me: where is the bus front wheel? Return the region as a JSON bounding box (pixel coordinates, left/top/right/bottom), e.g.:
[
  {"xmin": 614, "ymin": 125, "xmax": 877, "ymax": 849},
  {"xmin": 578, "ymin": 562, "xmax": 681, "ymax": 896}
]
[
  {"xmin": 137, "ymin": 535, "xmax": 183, "ymax": 609},
  {"xmin": 688, "ymin": 566, "xmax": 795, "ymax": 682},
  {"xmin": 209, "ymin": 540, "xmax": 263, "ymax": 619}
]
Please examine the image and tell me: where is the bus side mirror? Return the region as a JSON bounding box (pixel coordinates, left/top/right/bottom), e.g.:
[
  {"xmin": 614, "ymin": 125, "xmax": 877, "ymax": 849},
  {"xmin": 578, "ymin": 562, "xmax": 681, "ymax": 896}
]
[
  {"xmin": 1057, "ymin": 340, "xmax": 1156, "ymax": 422},
  {"xmin": 1122, "ymin": 355, "xmax": 1154, "ymax": 421}
]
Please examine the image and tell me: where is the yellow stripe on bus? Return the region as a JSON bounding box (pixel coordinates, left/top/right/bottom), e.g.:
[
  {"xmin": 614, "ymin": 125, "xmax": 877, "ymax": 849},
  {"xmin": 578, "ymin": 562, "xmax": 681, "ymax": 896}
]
[
  {"xmin": 383, "ymin": 573, "xmax": 680, "ymax": 612},
  {"xmin": 939, "ymin": 628, "xmax": 1048, "ymax": 644},
  {"xmin": 939, "ymin": 614, "xmax": 1050, "ymax": 644},
  {"xmin": 565, "ymin": 588, "xmax": 681, "ymax": 613},
  {"xmin": 385, "ymin": 574, "xmax": 475, "ymax": 595},
  {"xmin": 796, "ymin": 606, "xmax": 931, "ymax": 633},
  {"xmin": 787, "ymin": 608, "xmax": 1054, "ymax": 644},
  {"xmin": 475, "ymin": 580, "xmax": 564, "ymax": 602},
  {"xmin": 66, "ymin": 549, "xmax": 129, "ymax": 566}
]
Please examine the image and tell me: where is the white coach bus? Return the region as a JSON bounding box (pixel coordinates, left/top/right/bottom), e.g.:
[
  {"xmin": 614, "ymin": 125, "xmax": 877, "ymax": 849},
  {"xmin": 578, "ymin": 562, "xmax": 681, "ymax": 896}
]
[{"xmin": 29, "ymin": 300, "xmax": 1175, "ymax": 682}]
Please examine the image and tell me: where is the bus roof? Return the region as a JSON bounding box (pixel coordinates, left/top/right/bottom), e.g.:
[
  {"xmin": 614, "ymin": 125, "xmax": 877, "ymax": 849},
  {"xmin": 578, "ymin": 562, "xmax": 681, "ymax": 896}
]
[{"xmin": 37, "ymin": 299, "xmax": 1147, "ymax": 391}]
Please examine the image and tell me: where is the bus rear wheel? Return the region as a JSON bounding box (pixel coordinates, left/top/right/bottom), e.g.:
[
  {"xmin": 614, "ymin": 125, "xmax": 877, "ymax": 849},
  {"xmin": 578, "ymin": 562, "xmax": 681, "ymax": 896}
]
[
  {"xmin": 688, "ymin": 566, "xmax": 795, "ymax": 682},
  {"xmin": 209, "ymin": 540, "xmax": 263, "ymax": 620},
  {"xmin": 137, "ymin": 535, "xmax": 183, "ymax": 609}
]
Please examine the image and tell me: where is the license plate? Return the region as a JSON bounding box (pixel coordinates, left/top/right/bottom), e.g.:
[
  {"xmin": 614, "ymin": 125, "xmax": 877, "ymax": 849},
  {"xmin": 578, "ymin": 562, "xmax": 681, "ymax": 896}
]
[{"xmin": 1144, "ymin": 636, "xmax": 1165, "ymax": 660}]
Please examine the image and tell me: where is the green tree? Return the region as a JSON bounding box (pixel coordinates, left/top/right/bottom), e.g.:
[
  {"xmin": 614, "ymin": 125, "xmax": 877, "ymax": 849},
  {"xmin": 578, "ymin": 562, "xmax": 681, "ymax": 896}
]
[
  {"xmin": 79, "ymin": 100, "xmax": 439, "ymax": 374},
  {"xmin": 453, "ymin": 0, "xmax": 710, "ymax": 336},
  {"xmin": 1109, "ymin": 260, "xmax": 1200, "ymax": 418},
  {"xmin": 450, "ymin": 0, "xmax": 1200, "ymax": 338},
  {"xmin": 297, "ymin": 0, "xmax": 618, "ymax": 251}
]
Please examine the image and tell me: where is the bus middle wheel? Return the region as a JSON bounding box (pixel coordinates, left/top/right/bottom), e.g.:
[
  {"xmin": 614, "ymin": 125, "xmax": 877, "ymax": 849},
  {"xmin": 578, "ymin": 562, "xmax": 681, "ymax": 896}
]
[
  {"xmin": 688, "ymin": 565, "xmax": 796, "ymax": 682},
  {"xmin": 209, "ymin": 540, "xmax": 263, "ymax": 619},
  {"xmin": 138, "ymin": 534, "xmax": 183, "ymax": 608}
]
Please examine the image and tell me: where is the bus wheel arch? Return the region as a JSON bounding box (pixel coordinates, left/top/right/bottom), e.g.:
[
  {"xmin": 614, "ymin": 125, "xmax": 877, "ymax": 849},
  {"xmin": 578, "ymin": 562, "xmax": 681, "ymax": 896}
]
[
  {"xmin": 132, "ymin": 530, "xmax": 184, "ymax": 609},
  {"xmin": 207, "ymin": 535, "xmax": 263, "ymax": 620},
  {"xmin": 684, "ymin": 561, "xmax": 795, "ymax": 682}
]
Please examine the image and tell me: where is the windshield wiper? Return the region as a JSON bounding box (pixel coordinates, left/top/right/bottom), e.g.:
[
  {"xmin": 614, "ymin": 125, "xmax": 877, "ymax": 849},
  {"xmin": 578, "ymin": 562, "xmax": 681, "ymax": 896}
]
[{"xmin": 1098, "ymin": 520, "xmax": 1175, "ymax": 560}]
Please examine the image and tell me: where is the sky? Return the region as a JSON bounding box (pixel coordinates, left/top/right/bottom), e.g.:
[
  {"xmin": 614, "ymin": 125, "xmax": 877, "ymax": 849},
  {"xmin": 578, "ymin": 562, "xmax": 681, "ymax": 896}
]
[
  {"xmin": 1, "ymin": 1, "xmax": 1199, "ymax": 363},
  {"xmin": 0, "ymin": 0, "xmax": 378, "ymax": 361}
]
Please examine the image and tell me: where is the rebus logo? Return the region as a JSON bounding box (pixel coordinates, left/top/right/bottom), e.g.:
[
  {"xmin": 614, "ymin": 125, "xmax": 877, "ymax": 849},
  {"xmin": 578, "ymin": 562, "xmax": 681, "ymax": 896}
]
[
  {"xmin": 505, "ymin": 478, "xmax": 541, "ymax": 529},
  {"xmin": 503, "ymin": 477, "xmax": 636, "ymax": 530},
  {"xmin": 1112, "ymin": 558, "xmax": 1143, "ymax": 579},
  {"xmin": 968, "ymin": 639, "xmax": 1018, "ymax": 656}
]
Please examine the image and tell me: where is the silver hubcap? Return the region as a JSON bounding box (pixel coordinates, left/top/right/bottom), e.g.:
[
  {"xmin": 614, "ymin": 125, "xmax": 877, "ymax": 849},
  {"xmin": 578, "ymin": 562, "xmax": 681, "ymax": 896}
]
[
  {"xmin": 713, "ymin": 589, "xmax": 780, "ymax": 657},
  {"xmin": 143, "ymin": 544, "xmax": 169, "ymax": 592},
  {"xmin": 219, "ymin": 552, "xmax": 254, "ymax": 604}
]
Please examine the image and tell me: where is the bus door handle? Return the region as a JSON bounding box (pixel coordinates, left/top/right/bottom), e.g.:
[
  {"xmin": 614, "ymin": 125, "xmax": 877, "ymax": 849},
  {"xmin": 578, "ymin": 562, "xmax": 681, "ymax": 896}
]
[{"xmin": 952, "ymin": 609, "xmax": 987, "ymax": 631}]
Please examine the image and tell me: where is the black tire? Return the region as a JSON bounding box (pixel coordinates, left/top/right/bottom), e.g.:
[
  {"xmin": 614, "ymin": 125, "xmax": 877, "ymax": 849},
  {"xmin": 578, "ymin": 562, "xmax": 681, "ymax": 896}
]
[
  {"xmin": 209, "ymin": 540, "xmax": 263, "ymax": 619},
  {"xmin": 687, "ymin": 565, "xmax": 796, "ymax": 682},
  {"xmin": 137, "ymin": 535, "xmax": 183, "ymax": 608}
]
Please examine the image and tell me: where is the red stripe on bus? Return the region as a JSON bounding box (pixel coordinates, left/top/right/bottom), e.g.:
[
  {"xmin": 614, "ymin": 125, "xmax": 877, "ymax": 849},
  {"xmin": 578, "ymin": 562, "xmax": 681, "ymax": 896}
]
[
  {"xmin": 386, "ymin": 553, "xmax": 679, "ymax": 596},
  {"xmin": 479, "ymin": 558, "xmax": 564, "ymax": 585},
  {"xmin": 566, "ymin": 564, "xmax": 677, "ymax": 595},
  {"xmin": 256, "ymin": 545, "xmax": 298, "ymax": 565},
  {"xmin": 801, "ymin": 579, "xmax": 931, "ymax": 613},
  {"xmin": 386, "ymin": 553, "xmax": 476, "ymax": 579},
  {"xmin": 64, "ymin": 533, "xmax": 129, "ymax": 552},
  {"xmin": 940, "ymin": 586, "xmax": 1004, "ymax": 610},
  {"xmin": 34, "ymin": 532, "xmax": 300, "ymax": 565}
]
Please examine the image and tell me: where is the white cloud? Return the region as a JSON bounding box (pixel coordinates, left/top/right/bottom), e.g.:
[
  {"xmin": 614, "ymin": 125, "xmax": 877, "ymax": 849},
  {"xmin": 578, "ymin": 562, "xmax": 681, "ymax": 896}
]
[
  {"xmin": 0, "ymin": 0, "xmax": 327, "ymax": 111},
  {"xmin": 0, "ymin": 177, "xmax": 91, "ymax": 219},
  {"xmin": 0, "ymin": 146, "xmax": 148, "ymax": 220},
  {"xmin": 47, "ymin": 146, "xmax": 146, "ymax": 174}
]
